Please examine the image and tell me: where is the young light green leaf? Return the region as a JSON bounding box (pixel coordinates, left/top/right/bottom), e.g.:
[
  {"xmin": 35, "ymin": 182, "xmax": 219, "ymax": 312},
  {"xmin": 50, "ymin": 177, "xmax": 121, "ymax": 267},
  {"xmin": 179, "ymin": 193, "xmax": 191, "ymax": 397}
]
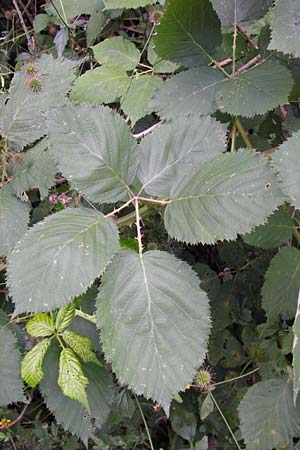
[
  {"xmin": 243, "ymin": 208, "xmax": 294, "ymax": 249},
  {"xmin": 262, "ymin": 247, "xmax": 300, "ymax": 322},
  {"xmin": 122, "ymin": 75, "xmax": 163, "ymax": 125},
  {"xmin": 70, "ymin": 66, "xmax": 130, "ymax": 105},
  {"xmin": 165, "ymin": 150, "xmax": 283, "ymax": 245},
  {"xmin": 148, "ymin": 40, "xmax": 180, "ymax": 74},
  {"xmin": 138, "ymin": 116, "xmax": 227, "ymax": 197},
  {"xmin": 7, "ymin": 208, "xmax": 119, "ymax": 315},
  {"xmin": 21, "ymin": 338, "xmax": 51, "ymax": 387},
  {"xmin": 26, "ymin": 313, "xmax": 55, "ymax": 337},
  {"xmin": 0, "ymin": 55, "xmax": 78, "ymax": 149},
  {"xmin": 154, "ymin": 0, "xmax": 222, "ymax": 67},
  {"xmin": 48, "ymin": 103, "xmax": 138, "ymax": 203},
  {"xmin": 216, "ymin": 60, "xmax": 293, "ymax": 117},
  {"xmin": 211, "ymin": 0, "xmax": 272, "ymax": 27},
  {"xmin": 92, "ymin": 36, "xmax": 140, "ymax": 70},
  {"xmin": 97, "ymin": 250, "xmax": 211, "ymax": 414},
  {"xmin": 293, "ymin": 290, "xmax": 300, "ymax": 403},
  {"xmin": 10, "ymin": 138, "xmax": 57, "ymax": 200},
  {"xmin": 272, "ymin": 131, "xmax": 300, "ymax": 208},
  {"xmin": 40, "ymin": 343, "xmax": 113, "ymax": 444},
  {"xmin": 62, "ymin": 330, "xmax": 99, "ymax": 364},
  {"xmin": 239, "ymin": 379, "xmax": 300, "ymax": 450},
  {"xmin": 56, "ymin": 304, "xmax": 75, "ymax": 333},
  {"xmin": 0, "ymin": 185, "xmax": 30, "ymax": 256},
  {"xmin": 268, "ymin": 0, "xmax": 300, "ymax": 59},
  {"xmin": 0, "ymin": 327, "xmax": 25, "ymax": 406},
  {"xmin": 58, "ymin": 348, "xmax": 89, "ymax": 411},
  {"xmin": 150, "ymin": 67, "xmax": 225, "ymax": 119}
]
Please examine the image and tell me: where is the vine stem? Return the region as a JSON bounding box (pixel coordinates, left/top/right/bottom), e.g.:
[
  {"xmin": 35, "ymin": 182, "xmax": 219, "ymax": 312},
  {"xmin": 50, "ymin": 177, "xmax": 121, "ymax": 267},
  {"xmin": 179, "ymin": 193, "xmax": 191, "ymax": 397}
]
[
  {"xmin": 211, "ymin": 367, "xmax": 259, "ymax": 387},
  {"xmin": 0, "ymin": 399, "xmax": 31, "ymax": 430},
  {"xmin": 235, "ymin": 118, "xmax": 252, "ymax": 149},
  {"xmin": 75, "ymin": 309, "xmax": 96, "ymax": 324},
  {"xmin": 231, "ymin": 119, "xmax": 237, "ymax": 152},
  {"xmin": 134, "ymin": 395, "xmax": 155, "ymax": 450},
  {"xmin": 209, "ymin": 391, "xmax": 242, "ymax": 450},
  {"xmin": 105, "ymin": 198, "xmax": 134, "ymax": 219},
  {"xmin": 134, "ymin": 198, "xmax": 144, "ymax": 256},
  {"xmin": 1, "ymin": 139, "xmax": 9, "ymax": 183}
]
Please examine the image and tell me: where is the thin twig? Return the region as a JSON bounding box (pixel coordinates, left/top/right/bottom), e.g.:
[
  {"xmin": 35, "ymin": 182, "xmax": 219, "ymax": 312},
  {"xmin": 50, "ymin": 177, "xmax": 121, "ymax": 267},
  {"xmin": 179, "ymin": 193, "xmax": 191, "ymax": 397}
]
[
  {"xmin": 234, "ymin": 54, "xmax": 261, "ymax": 76},
  {"xmin": 135, "ymin": 198, "xmax": 144, "ymax": 256},
  {"xmin": 232, "ymin": 0, "xmax": 238, "ymax": 76},
  {"xmin": 235, "ymin": 118, "xmax": 253, "ymax": 149},
  {"xmin": 135, "ymin": 395, "xmax": 155, "ymax": 450},
  {"xmin": 133, "ymin": 121, "xmax": 164, "ymax": 139},
  {"xmin": 12, "ymin": 0, "xmax": 35, "ymax": 55},
  {"xmin": 237, "ymin": 25, "xmax": 259, "ymax": 50},
  {"xmin": 0, "ymin": 401, "xmax": 31, "ymax": 430}
]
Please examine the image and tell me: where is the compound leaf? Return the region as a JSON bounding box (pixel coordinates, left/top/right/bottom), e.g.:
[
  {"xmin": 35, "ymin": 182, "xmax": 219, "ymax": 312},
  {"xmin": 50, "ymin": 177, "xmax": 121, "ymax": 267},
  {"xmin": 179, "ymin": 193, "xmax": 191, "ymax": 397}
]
[
  {"xmin": 154, "ymin": 0, "xmax": 222, "ymax": 67},
  {"xmin": 239, "ymin": 379, "xmax": 300, "ymax": 450},
  {"xmin": 21, "ymin": 338, "xmax": 51, "ymax": 387},
  {"xmin": 0, "ymin": 185, "xmax": 30, "ymax": 257},
  {"xmin": 92, "ymin": 36, "xmax": 140, "ymax": 70},
  {"xmin": 7, "ymin": 208, "xmax": 119, "ymax": 315},
  {"xmin": 165, "ymin": 150, "xmax": 283, "ymax": 244},
  {"xmin": 150, "ymin": 67, "xmax": 225, "ymax": 119},
  {"xmin": 56, "ymin": 304, "xmax": 75, "ymax": 333},
  {"xmin": 122, "ymin": 75, "xmax": 163, "ymax": 125},
  {"xmin": 40, "ymin": 343, "xmax": 113, "ymax": 444},
  {"xmin": 48, "ymin": 103, "xmax": 138, "ymax": 203},
  {"xmin": 211, "ymin": 0, "xmax": 272, "ymax": 27},
  {"xmin": 138, "ymin": 116, "xmax": 227, "ymax": 197},
  {"xmin": 216, "ymin": 60, "xmax": 293, "ymax": 117},
  {"xmin": 243, "ymin": 207, "xmax": 294, "ymax": 249},
  {"xmin": 269, "ymin": 0, "xmax": 300, "ymax": 59},
  {"xmin": 26, "ymin": 313, "xmax": 55, "ymax": 337},
  {"xmin": 10, "ymin": 138, "xmax": 57, "ymax": 200},
  {"xmin": 70, "ymin": 66, "xmax": 130, "ymax": 105},
  {"xmin": 0, "ymin": 327, "xmax": 25, "ymax": 406},
  {"xmin": 97, "ymin": 250, "xmax": 211, "ymax": 414},
  {"xmin": 272, "ymin": 131, "xmax": 300, "ymax": 208},
  {"xmin": 58, "ymin": 348, "xmax": 89, "ymax": 410},
  {"xmin": 262, "ymin": 247, "xmax": 300, "ymax": 322}
]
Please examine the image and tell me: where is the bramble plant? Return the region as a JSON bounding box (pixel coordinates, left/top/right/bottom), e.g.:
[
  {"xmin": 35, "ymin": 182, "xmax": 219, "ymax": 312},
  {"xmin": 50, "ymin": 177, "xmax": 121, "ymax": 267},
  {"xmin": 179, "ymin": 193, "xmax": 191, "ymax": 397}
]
[{"xmin": 2, "ymin": 0, "xmax": 300, "ymax": 449}]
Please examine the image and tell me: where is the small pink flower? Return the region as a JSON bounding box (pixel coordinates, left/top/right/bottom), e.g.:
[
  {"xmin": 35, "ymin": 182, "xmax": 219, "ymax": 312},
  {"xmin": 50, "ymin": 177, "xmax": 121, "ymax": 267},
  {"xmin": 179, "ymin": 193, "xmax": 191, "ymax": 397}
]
[
  {"xmin": 58, "ymin": 193, "xmax": 72, "ymax": 205},
  {"xmin": 49, "ymin": 194, "xmax": 58, "ymax": 205},
  {"xmin": 148, "ymin": 5, "xmax": 163, "ymax": 25}
]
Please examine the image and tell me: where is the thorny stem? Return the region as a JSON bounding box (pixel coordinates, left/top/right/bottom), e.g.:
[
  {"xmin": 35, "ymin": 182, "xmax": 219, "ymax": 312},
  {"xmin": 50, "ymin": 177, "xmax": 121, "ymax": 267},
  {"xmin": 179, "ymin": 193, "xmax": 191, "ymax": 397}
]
[
  {"xmin": 135, "ymin": 198, "xmax": 144, "ymax": 256},
  {"xmin": 209, "ymin": 391, "xmax": 242, "ymax": 450},
  {"xmin": 237, "ymin": 25, "xmax": 259, "ymax": 50},
  {"xmin": 138, "ymin": 197, "xmax": 170, "ymax": 205},
  {"xmin": 232, "ymin": 0, "xmax": 238, "ymax": 76},
  {"xmin": 134, "ymin": 395, "xmax": 155, "ymax": 450},
  {"xmin": 75, "ymin": 309, "xmax": 96, "ymax": 324},
  {"xmin": 12, "ymin": 0, "xmax": 35, "ymax": 55},
  {"xmin": 235, "ymin": 118, "xmax": 252, "ymax": 149},
  {"xmin": 230, "ymin": 119, "xmax": 237, "ymax": 153},
  {"xmin": 235, "ymin": 54, "xmax": 261, "ymax": 76},
  {"xmin": 1, "ymin": 139, "xmax": 9, "ymax": 183},
  {"xmin": 133, "ymin": 121, "xmax": 164, "ymax": 139}
]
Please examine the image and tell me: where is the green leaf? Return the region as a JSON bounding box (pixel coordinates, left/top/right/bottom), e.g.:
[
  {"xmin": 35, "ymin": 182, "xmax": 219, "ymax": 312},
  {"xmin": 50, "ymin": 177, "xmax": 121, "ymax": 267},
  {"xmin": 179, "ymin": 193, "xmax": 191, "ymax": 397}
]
[
  {"xmin": 87, "ymin": 10, "xmax": 106, "ymax": 45},
  {"xmin": 62, "ymin": 330, "xmax": 99, "ymax": 364},
  {"xmin": 0, "ymin": 185, "xmax": 30, "ymax": 256},
  {"xmin": 0, "ymin": 327, "xmax": 25, "ymax": 406},
  {"xmin": 70, "ymin": 66, "xmax": 130, "ymax": 105},
  {"xmin": 293, "ymin": 290, "xmax": 300, "ymax": 402},
  {"xmin": 170, "ymin": 403, "xmax": 197, "ymax": 442},
  {"xmin": 10, "ymin": 138, "xmax": 57, "ymax": 200},
  {"xmin": 239, "ymin": 379, "xmax": 300, "ymax": 450},
  {"xmin": 272, "ymin": 131, "xmax": 300, "ymax": 208},
  {"xmin": 46, "ymin": 0, "xmax": 101, "ymax": 20},
  {"xmin": 200, "ymin": 393, "xmax": 214, "ymax": 420},
  {"xmin": 48, "ymin": 104, "xmax": 138, "ymax": 203},
  {"xmin": 7, "ymin": 207, "xmax": 119, "ymax": 314},
  {"xmin": 0, "ymin": 55, "xmax": 78, "ymax": 149},
  {"xmin": 40, "ymin": 343, "xmax": 113, "ymax": 444},
  {"xmin": 92, "ymin": 36, "xmax": 140, "ymax": 70},
  {"xmin": 150, "ymin": 67, "xmax": 225, "ymax": 119},
  {"xmin": 154, "ymin": 0, "xmax": 222, "ymax": 67},
  {"xmin": 58, "ymin": 348, "xmax": 89, "ymax": 410},
  {"xmin": 97, "ymin": 250, "xmax": 211, "ymax": 414},
  {"xmin": 216, "ymin": 60, "xmax": 293, "ymax": 117},
  {"xmin": 26, "ymin": 313, "xmax": 55, "ymax": 337},
  {"xmin": 243, "ymin": 208, "xmax": 294, "ymax": 249},
  {"xmin": 56, "ymin": 304, "xmax": 76, "ymax": 333},
  {"xmin": 138, "ymin": 116, "xmax": 227, "ymax": 197},
  {"xmin": 104, "ymin": 0, "xmax": 160, "ymax": 8},
  {"xmin": 262, "ymin": 247, "xmax": 300, "ymax": 322},
  {"xmin": 165, "ymin": 150, "xmax": 283, "ymax": 245},
  {"xmin": 122, "ymin": 75, "xmax": 163, "ymax": 125},
  {"xmin": 211, "ymin": 0, "xmax": 272, "ymax": 27},
  {"xmin": 268, "ymin": 0, "xmax": 300, "ymax": 59},
  {"xmin": 147, "ymin": 40, "xmax": 180, "ymax": 74},
  {"xmin": 21, "ymin": 338, "xmax": 51, "ymax": 387}
]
